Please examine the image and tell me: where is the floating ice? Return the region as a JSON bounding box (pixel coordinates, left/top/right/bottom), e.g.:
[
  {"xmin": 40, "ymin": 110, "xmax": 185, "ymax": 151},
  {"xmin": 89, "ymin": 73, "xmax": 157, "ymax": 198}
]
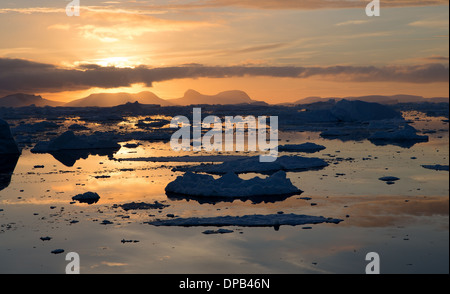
[
  {"xmin": 165, "ymin": 170, "xmax": 302, "ymax": 198},
  {"xmin": 379, "ymin": 176, "xmax": 400, "ymax": 182},
  {"xmin": 184, "ymin": 155, "xmax": 328, "ymax": 174},
  {"xmin": 51, "ymin": 249, "xmax": 64, "ymax": 254},
  {"xmin": 68, "ymin": 123, "xmax": 89, "ymax": 130},
  {"xmin": 119, "ymin": 201, "xmax": 169, "ymax": 211},
  {"xmin": 278, "ymin": 142, "xmax": 326, "ymax": 153},
  {"xmin": 12, "ymin": 121, "xmax": 59, "ymax": 134},
  {"xmin": 421, "ymin": 165, "xmax": 449, "ymax": 171},
  {"xmin": 147, "ymin": 213, "xmax": 343, "ymax": 228},
  {"xmin": 31, "ymin": 131, "xmax": 120, "ymax": 153},
  {"xmin": 202, "ymin": 229, "xmax": 234, "ymax": 234},
  {"xmin": 369, "ymin": 125, "xmax": 428, "ymax": 142},
  {"xmin": 72, "ymin": 192, "xmax": 100, "ymax": 204}
]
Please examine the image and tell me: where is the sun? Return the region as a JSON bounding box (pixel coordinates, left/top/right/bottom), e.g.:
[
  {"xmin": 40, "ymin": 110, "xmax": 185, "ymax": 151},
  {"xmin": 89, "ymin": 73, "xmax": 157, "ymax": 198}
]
[{"xmin": 95, "ymin": 57, "xmax": 136, "ymax": 68}]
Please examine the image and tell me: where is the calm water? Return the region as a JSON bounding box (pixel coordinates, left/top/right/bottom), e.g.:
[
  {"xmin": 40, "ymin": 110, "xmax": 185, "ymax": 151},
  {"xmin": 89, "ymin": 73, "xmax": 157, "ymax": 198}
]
[{"xmin": 0, "ymin": 113, "xmax": 448, "ymax": 274}]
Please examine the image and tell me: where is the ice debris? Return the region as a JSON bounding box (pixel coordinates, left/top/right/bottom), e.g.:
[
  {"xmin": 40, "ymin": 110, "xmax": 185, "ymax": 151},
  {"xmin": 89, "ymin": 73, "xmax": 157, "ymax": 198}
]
[{"xmin": 72, "ymin": 192, "xmax": 100, "ymax": 204}]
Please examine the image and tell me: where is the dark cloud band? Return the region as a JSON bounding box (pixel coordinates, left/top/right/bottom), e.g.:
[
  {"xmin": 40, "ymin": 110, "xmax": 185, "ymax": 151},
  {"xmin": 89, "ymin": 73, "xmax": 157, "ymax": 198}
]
[{"xmin": 0, "ymin": 58, "xmax": 448, "ymax": 94}]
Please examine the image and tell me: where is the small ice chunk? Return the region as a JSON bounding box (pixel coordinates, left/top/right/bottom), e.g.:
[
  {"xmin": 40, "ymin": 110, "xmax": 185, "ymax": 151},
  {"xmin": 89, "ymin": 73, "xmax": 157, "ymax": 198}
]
[
  {"xmin": 100, "ymin": 220, "xmax": 113, "ymax": 225},
  {"xmin": 379, "ymin": 176, "xmax": 400, "ymax": 182},
  {"xmin": 119, "ymin": 201, "xmax": 169, "ymax": 211},
  {"xmin": 202, "ymin": 229, "xmax": 234, "ymax": 234},
  {"xmin": 278, "ymin": 142, "xmax": 326, "ymax": 153},
  {"xmin": 72, "ymin": 192, "xmax": 100, "ymax": 204}
]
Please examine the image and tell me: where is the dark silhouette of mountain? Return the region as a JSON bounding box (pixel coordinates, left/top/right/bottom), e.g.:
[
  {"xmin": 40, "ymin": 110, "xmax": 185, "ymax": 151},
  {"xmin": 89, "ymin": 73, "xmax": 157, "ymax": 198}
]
[
  {"xmin": 289, "ymin": 94, "xmax": 449, "ymax": 105},
  {"xmin": 168, "ymin": 89, "xmax": 259, "ymax": 105},
  {"xmin": 0, "ymin": 93, "xmax": 63, "ymax": 107},
  {"xmin": 65, "ymin": 91, "xmax": 173, "ymax": 107}
]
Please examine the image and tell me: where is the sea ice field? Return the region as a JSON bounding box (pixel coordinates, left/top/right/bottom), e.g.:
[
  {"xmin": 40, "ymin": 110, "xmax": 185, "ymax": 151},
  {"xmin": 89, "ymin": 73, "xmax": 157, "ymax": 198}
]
[{"xmin": 0, "ymin": 100, "xmax": 448, "ymax": 274}]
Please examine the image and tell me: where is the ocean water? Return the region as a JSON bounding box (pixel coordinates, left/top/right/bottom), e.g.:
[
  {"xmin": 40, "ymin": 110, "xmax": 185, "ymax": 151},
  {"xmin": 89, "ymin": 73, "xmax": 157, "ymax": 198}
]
[{"xmin": 0, "ymin": 110, "xmax": 448, "ymax": 274}]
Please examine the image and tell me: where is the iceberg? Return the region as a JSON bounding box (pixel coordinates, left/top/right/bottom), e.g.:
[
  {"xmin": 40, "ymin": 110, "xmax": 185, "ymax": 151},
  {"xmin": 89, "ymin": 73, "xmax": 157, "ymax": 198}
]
[
  {"xmin": 369, "ymin": 125, "xmax": 428, "ymax": 142},
  {"xmin": 31, "ymin": 131, "xmax": 120, "ymax": 153},
  {"xmin": 165, "ymin": 170, "xmax": 302, "ymax": 198}
]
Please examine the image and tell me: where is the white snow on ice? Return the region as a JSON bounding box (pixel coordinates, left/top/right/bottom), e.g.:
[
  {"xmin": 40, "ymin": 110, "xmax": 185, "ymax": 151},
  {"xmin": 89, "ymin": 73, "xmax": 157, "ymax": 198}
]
[{"xmin": 165, "ymin": 170, "xmax": 302, "ymax": 198}]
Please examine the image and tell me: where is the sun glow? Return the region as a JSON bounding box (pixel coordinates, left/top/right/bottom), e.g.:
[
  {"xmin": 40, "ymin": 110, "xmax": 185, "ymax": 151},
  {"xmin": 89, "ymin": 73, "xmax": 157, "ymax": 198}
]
[{"xmin": 94, "ymin": 57, "xmax": 137, "ymax": 68}]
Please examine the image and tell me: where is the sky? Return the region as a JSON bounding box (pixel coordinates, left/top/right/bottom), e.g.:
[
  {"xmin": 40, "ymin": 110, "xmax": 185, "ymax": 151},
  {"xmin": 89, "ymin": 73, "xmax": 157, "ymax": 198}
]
[{"xmin": 0, "ymin": 0, "xmax": 448, "ymax": 103}]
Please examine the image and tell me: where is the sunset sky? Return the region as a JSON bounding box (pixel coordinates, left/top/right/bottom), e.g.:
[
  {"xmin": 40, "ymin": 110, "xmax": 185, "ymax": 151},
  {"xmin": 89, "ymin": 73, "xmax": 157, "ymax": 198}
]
[{"xmin": 0, "ymin": 0, "xmax": 448, "ymax": 103}]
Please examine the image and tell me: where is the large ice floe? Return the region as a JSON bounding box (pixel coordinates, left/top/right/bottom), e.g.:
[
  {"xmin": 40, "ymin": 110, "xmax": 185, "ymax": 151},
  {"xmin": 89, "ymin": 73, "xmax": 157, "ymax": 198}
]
[
  {"xmin": 177, "ymin": 155, "xmax": 328, "ymax": 174},
  {"xmin": 31, "ymin": 131, "xmax": 120, "ymax": 153},
  {"xmin": 421, "ymin": 164, "xmax": 449, "ymax": 171},
  {"xmin": 165, "ymin": 170, "xmax": 302, "ymax": 198},
  {"xmin": 147, "ymin": 213, "xmax": 343, "ymax": 229}
]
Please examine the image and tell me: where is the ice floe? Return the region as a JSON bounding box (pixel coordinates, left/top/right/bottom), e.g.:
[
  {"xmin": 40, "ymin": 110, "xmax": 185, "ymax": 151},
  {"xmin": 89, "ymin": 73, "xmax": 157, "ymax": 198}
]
[
  {"xmin": 421, "ymin": 164, "xmax": 449, "ymax": 171},
  {"xmin": 278, "ymin": 142, "xmax": 326, "ymax": 153},
  {"xmin": 72, "ymin": 192, "xmax": 100, "ymax": 204},
  {"xmin": 181, "ymin": 155, "xmax": 328, "ymax": 174},
  {"xmin": 165, "ymin": 170, "xmax": 301, "ymax": 198},
  {"xmin": 147, "ymin": 213, "xmax": 343, "ymax": 229},
  {"xmin": 118, "ymin": 201, "xmax": 170, "ymax": 211},
  {"xmin": 379, "ymin": 176, "xmax": 400, "ymax": 182},
  {"xmin": 369, "ymin": 125, "xmax": 428, "ymax": 143},
  {"xmin": 31, "ymin": 131, "xmax": 121, "ymax": 153},
  {"xmin": 202, "ymin": 229, "xmax": 234, "ymax": 234}
]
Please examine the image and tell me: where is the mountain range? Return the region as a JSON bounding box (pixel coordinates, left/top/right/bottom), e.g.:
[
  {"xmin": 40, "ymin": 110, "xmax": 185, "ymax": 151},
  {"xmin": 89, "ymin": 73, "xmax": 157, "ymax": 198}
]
[
  {"xmin": 0, "ymin": 91, "xmax": 448, "ymax": 108},
  {"xmin": 288, "ymin": 95, "xmax": 449, "ymax": 105},
  {"xmin": 64, "ymin": 91, "xmax": 173, "ymax": 107},
  {"xmin": 0, "ymin": 93, "xmax": 63, "ymax": 107}
]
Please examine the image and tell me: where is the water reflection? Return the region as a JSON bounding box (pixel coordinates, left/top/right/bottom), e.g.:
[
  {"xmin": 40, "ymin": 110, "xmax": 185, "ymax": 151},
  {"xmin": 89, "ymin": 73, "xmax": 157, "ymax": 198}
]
[
  {"xmin": 166, "ymin": 191, "xmax": 301, "ymax": 205},
  {"xmin": 0, "ymin": 154, "xmax": 19, "ymax": 191},
  {"xmin": 49, "ymin": 148, "xmax": 120, "ymax": 167}
]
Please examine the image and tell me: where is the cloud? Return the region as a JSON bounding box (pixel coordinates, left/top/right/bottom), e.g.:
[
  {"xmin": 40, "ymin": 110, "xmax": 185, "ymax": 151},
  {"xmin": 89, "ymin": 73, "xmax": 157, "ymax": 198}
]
[
  {"xmin": 409, "ymin": 19, "xmax": 449, "ymax": 29},
  {"xmin": 335, "ymin": 20, "xmax": 371, "ymax": 26},
  {"xmin": 139, "ymin": 0, "xmax": 450, "ymax": 10},
  {"xmin": 425, "ymin": 55, "xmax": 449, "ymax": 61},
  {"xmin": 0, "ymin": 58, "xmax": 448, "ymax": 95}
]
